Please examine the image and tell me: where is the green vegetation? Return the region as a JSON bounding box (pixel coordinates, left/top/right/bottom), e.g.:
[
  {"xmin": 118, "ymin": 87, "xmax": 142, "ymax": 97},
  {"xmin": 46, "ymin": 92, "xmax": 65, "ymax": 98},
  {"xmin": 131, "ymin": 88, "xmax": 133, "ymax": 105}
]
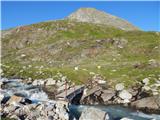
[
  {"xmin": 1, "ymin": 117, "xmax": 15, "ymax": 120},
  {"xmin": 1, "ymin": 20, "xmax": 160, "ymax": 87}
]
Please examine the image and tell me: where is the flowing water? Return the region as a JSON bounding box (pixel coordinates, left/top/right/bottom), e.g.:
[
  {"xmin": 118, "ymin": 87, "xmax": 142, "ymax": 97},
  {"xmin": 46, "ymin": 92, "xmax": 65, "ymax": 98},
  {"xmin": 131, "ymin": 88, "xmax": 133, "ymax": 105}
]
[{"xmin": 1, "ymin": 78, "xmax": 160, "ymax": 120}]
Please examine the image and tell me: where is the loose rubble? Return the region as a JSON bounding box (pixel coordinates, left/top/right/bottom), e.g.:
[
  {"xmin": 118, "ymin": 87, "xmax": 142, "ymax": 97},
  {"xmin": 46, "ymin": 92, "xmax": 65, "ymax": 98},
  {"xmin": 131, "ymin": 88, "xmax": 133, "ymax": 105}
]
[{"xmin": 1, "ymin": 99, "xmax": 71, "ymax": 120}]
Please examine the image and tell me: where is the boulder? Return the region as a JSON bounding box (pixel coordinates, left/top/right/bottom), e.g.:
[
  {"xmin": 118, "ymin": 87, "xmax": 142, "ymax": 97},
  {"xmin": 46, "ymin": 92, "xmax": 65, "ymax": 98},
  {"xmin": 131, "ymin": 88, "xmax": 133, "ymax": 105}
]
[
  {"xmin": 115, "ymin": 83, "xmax": 124, "ymax": 91},
  {"xmin": 119, "ymin": 90, "xmax": 132, "ymax": 100},
  {"xmin": 101, "ymin": 89, "xmax": 115, "ymax": 102},
  {"xmin": 131, "ymin": 96, "xmax": 160, "ymax": 111},
  {"xmin": 79, "ymin": 107, "xmax": 109, "ymax": 120},
  {"xmin": 45, "ymin": 78, "xmax": 56, "ymax": 86},
  {"xmin": 7, "ymin": 95, "xmax": 23, "ymax": 105}
]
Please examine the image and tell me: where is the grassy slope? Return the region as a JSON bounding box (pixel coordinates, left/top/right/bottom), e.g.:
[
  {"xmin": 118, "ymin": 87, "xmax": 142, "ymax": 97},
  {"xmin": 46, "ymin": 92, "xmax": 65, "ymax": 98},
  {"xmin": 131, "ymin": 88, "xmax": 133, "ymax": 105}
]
[{"xmin": 1, "ymin": 20, "xmax": 160, "ymax": 87}]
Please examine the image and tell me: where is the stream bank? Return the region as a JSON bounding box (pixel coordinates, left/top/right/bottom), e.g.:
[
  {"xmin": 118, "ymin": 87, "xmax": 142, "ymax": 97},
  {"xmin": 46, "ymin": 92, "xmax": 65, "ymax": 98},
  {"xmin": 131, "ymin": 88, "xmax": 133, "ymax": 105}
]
[{"xmin": 0, "ymin": 78, "xmax": 160, "ymax": 120}]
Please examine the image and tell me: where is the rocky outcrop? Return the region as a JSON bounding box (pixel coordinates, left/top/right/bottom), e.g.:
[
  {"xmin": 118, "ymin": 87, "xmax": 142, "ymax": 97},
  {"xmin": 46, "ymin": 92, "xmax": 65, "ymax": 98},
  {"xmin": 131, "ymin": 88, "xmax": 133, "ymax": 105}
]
[
  {"xmin": 131, "ymin": 96, "xmax": 160, "ymax": 113},
  {"xmin": 79, "ymin": 107, "xmax": 109, "ymax": 120},
  {"xmin": 67, "ymin": 8, "xmax": 139, "ymax": 31}
]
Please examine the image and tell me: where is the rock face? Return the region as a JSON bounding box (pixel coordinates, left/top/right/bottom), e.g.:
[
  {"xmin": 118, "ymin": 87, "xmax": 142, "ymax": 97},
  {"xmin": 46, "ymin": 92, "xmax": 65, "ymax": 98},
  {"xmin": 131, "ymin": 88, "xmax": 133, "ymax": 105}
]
[
  {"xmin": 131, "ymin": 96, "xmax": 160, "ymax": 113},
  {"xmin": 79, "ymin": 107, "xmax": 109, "ymax": 120},
  {"xmin": 67, "ymin": 8, "xmax": 139, "ymax": 31}
]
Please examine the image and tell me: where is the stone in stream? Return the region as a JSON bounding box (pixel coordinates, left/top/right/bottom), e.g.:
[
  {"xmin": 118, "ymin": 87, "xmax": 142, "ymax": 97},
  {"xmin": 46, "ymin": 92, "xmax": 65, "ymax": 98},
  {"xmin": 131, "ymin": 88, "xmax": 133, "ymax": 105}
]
[
  {"xmin": 79, "ymin": 107, "xmax": 110, "ymax": 120},
  {"xmin": 115, "ymin": 83, "xmax": 124, "ymax": 91}
]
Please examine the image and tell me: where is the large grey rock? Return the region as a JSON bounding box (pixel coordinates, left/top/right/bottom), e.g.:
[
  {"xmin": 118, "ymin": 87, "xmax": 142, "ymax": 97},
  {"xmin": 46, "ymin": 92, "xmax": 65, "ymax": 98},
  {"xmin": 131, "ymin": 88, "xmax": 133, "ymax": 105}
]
[
  {"xmin": 79, "ymin": 107, "xmax": 109, "ymax": 120},
  {"xmin": 101, "ymin": 89, "xmax": 115, "ymax": 102},
  {"xmin": 131, "ymin": 96, "xmax": 160, "ymax": 110},
  {"xmin": 119, "ymin": 90, "xmax": 132, "ymax": 100}
]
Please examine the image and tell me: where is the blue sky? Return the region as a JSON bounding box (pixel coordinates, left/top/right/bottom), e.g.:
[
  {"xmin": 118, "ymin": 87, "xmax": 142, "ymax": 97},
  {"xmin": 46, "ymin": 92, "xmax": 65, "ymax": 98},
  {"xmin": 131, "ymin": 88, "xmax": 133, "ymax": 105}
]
[{"xmin": 1, "ymin": 1, "xmax": 160, "ymax": 31}]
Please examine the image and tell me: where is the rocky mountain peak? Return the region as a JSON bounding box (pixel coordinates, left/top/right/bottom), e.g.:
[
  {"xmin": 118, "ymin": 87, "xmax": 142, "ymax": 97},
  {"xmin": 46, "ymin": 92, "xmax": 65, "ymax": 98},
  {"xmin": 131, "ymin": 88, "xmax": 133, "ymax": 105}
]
[{"xmin": 67, "ymin": 7, "xmax": 139, "ymax": 31}]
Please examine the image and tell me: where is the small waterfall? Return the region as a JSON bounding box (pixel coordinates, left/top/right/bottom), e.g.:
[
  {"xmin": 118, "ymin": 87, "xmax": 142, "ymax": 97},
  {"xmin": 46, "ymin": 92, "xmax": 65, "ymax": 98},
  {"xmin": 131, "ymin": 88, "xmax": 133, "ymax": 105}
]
[
  {"xmin": 1, "ymin": 78, "xmax": 49, "ymax": 101},
  {"xmin": 29, "ymin": 91, "xmax": 48, "ymax": 101}
]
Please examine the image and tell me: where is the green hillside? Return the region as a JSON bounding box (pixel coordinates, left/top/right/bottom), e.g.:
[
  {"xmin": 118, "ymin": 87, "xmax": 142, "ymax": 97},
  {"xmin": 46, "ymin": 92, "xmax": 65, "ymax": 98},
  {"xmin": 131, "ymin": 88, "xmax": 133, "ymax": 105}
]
[{"xmin": 1, "ymin": 20, "xmax": 160, "ymax": 87}]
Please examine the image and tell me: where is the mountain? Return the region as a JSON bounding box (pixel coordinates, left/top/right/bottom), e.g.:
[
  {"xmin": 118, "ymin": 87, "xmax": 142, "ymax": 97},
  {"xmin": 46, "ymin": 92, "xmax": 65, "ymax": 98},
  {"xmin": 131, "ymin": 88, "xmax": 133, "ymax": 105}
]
[
  {"xmin": 1, "ymin": 8, "xmax": 160, "ymax": 87},
  {"xmin": 67, "ymin": 8, "xmax": 139, "ymax": 31}
]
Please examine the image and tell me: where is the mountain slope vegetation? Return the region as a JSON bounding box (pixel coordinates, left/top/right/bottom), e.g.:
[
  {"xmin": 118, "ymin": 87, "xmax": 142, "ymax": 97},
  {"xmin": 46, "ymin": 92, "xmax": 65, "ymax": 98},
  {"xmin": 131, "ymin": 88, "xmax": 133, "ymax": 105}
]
[{"xmin": 1, "ymin": 9, "xmax": 160, "ymax": 87}]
